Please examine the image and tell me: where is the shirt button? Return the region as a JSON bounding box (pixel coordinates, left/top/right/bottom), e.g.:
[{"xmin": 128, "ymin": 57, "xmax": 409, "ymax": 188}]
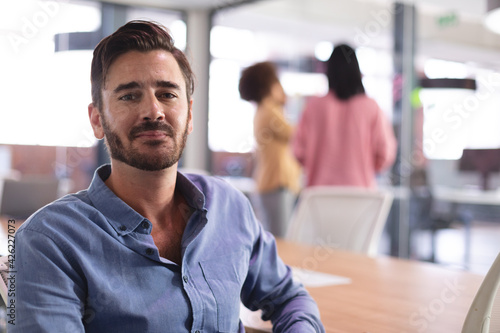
[
  {"xmin": 145, "ymin": 248, "xmax": 154, "ymax": 255},
  {"xmin": 183, "ymin": 275, "xmax": 188, "ymax": 283},
  {"xmin": 119, "ymin": 225, "xmax": 127, "ymax": 231},
  {"xmin": 141, "ymin": 221, "xmax": 149, "ymax": 229}
]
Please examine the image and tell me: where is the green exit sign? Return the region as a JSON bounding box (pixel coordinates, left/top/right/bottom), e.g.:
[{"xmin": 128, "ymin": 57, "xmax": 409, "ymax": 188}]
[{"xmin": 437, "ymin": 12, "xmax": 459, "ymax": 28}]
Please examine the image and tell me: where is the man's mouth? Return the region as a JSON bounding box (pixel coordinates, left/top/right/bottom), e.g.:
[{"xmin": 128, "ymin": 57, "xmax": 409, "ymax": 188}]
[
  {"xmin": 135, "ymin": 130, "xmax": 169, "ymax": 139},
  {"xmin": 129, "ymin": 122, "xmax": 174, "ymax": 141}
]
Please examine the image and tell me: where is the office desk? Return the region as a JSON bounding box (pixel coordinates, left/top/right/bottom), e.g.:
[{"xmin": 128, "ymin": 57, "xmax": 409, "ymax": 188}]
[
  {"xmin": 432, "ymin": 186, "xmax": 500, "ymax": 268},
  {"xmin": 433, "ymin": 186, "xmax": 500, "ymax": 205},
  {"xmin": 244, "ymin": 239, "xmax": 485, "ymax": 333}
]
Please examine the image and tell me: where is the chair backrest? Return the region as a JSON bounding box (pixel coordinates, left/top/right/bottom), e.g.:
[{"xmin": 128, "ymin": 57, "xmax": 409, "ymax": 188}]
[
  {"xmin": 0, "ymin": 256, "xmax": 9, "ymax": 305},
  {"xmin": 285, "ymin": 186, "xmax": 393, "ymax": 256},
  {"xmin": 0, "ymin": 177, "xmax": 60, "ymax": 219},
  {"xmin": 462, "ymin": 252, "xmax": 500, "ymax": 333}
]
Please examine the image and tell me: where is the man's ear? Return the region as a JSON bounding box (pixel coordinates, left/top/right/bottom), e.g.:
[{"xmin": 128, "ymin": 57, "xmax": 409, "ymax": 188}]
[
  {"xmin": 187, "ymin": 99, "xmax": 194, "ymax": 135},
  {"xmin": 88, "ymin": 103, "xmax": 105, "ymax": 139}
]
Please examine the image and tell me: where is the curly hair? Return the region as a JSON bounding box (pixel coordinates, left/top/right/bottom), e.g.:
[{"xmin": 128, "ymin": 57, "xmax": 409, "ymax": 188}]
[{"xmin": 238, "ymin": 61, "xmax": 280, "ymax": 103}]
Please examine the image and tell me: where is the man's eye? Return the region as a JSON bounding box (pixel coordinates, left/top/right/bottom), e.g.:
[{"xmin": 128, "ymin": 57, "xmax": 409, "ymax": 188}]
[
  {"xmin": 119, "ymin": 94, "xmax": 135, "ymax": 101},
  {"xmin": 160, "ymin": 92, "xmax": 176, "ymax": 99}
]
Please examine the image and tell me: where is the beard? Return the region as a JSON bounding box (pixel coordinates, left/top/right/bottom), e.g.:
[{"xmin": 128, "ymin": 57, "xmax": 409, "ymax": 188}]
[{"xmin": 101, "ymin": 113, "xmax": 190, "ymax": 171}]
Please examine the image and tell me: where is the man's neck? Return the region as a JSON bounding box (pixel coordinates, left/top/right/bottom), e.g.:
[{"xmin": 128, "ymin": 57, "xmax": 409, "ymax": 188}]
[{"xmin": 105, "ymin": 160, "xmax": 179, "ymax": 224}]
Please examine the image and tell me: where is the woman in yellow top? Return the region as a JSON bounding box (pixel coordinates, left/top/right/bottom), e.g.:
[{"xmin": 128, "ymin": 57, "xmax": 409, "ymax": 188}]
[{"xmin": 239, "ymin": 62, "xmax": 301, "ymax": 237}]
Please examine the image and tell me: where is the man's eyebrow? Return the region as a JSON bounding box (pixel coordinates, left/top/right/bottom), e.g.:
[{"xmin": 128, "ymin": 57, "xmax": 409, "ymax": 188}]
[
  {"xmin": 156, "ymin": 80, "xmax": 181, "ymax": 90},
  {"xmin": 113, "ymin": 81, "xmax": 141, "ymax": 94}
]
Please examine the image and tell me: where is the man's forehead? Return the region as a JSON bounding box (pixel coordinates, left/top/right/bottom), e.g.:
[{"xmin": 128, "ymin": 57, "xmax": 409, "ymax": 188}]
[{"xmin": 104, "ymin": 50, "xmax": 185, "ymax": 90}]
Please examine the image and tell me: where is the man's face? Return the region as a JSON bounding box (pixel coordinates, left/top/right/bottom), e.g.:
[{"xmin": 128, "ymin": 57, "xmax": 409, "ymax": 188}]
[{"xmin": 89, "ymin": 50, "xmax": 193, "ymax": 171}]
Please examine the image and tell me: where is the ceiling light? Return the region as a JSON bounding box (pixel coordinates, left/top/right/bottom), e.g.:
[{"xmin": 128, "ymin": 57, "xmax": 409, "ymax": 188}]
[{"xmin": 314, "ymin": 41, "xmax": 333, "ymax": 62}]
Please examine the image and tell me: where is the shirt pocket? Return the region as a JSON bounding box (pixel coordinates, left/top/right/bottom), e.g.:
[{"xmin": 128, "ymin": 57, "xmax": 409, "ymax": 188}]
[{"xmin": 199, "ymin": 250, "xmax": 249, "ymax": 332}]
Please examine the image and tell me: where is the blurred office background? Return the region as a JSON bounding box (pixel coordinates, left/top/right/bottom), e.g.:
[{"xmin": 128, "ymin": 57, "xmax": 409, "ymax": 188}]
[{"xmin": 2, "ymin": 0, "xmax": 500, "ymax": 274}]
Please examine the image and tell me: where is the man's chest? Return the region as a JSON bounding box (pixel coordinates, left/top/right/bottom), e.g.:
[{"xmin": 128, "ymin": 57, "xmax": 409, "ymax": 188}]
[
  {"xmin": 152, "ymin": 230, "xmax": 183, "ymax": 264},
  {"xmin": 82, "ymin": 234, "xmax": 249, "ymax": 333}
]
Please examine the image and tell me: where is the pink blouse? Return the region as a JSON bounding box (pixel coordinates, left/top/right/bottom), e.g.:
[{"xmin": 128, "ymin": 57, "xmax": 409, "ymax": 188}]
[{"xmin": 293, "ymin": 92, "xmax": 397, "ymax": 188}]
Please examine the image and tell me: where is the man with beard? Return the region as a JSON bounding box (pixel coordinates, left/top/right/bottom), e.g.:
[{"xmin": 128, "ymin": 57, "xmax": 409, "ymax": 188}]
[{"xmin": 10, "ymin": 21, "xmax": 324, "ymax": 332}]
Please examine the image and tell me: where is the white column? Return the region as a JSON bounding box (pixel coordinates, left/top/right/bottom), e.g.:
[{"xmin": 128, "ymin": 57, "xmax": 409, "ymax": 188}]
[{"xmin": 183, "ymin": 9, "xmax": 212, "ymax": 172}]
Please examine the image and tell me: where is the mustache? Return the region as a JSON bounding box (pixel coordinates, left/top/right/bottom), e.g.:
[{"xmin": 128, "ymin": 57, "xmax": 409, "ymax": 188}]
[{"xmin": 129, "ymin": 121, "xmax": 174, "ymax": 139}]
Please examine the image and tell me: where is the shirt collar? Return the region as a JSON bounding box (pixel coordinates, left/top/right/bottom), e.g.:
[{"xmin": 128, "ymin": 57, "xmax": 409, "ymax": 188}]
[
  {"xmin": 88, "ymin": 165, "xmax": 145, "ymax": 236},
  {"xmin": 176, "ymin": 171, "xmax": 206, "ymax": 211},
  {"xmin": 87, "ymin": 164, "xmax": 206, "ymax": 236}
]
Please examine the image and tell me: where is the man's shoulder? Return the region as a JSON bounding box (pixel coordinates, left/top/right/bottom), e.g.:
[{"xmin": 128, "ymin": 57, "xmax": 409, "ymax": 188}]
[
  {"xmin": 184, "ymin": 173, "xmax": 244, "ymax": 195},
  {"xmin": 181, "ymin": 173, "xmax": 259, "ymax": 236},
  {"xmin": 181, "ymin": 173, "xmax": 250, "ymax": 207},
  {"xmin": 16, "ymin": 190, "xmax": 93, "ymax": 234}
]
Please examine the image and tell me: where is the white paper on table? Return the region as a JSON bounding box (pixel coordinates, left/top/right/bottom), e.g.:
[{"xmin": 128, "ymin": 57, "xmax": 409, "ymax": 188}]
[
  {"xmin": 291, "ymin": 266, "xmax": 351, "ymax": 287},
  {"xmin": 240, "ymin": 267, "xmax": 351, "ymax": 331}
]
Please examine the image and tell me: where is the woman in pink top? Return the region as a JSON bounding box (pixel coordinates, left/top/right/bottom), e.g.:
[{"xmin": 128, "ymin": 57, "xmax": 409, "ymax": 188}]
[{"xmin": 293, "ymin": 44, "xmax": 397, "ymax": 188}]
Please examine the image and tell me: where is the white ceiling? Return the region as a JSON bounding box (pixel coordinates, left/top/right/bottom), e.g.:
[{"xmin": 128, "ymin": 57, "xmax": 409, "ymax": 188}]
[
  {"xmin": 98, "ymin": 0, "xmax": 257, "ymax": 11},
  {"xmin": 98, "ymin": 0, "xmax": 500, "ymax": 70},
  {"xmin": 101, "ymin": 0, "xmax": 487, "ymax": 15},
  {"xmin": 214, "ymin": 0, "xmax": 500, "ymax": 68}
]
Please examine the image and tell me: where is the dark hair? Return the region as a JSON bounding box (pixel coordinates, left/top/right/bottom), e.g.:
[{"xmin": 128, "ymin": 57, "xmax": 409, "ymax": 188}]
[
  {"xmin": 326, "ymin": 43, "xmax": 365, "ymax": 100},
  {"xmin": 91, "ymin": 20, "xmax": 195, "ymax": 110},
  {"xmin": 238, "ymin": 61, "xmax": 279, "ymax": 103}
]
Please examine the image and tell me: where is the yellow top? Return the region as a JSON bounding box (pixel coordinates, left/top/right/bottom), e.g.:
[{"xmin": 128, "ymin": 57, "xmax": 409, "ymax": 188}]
[{"xmin": 253, "ymin": 103, "xmax": 301, "ymax": 194}]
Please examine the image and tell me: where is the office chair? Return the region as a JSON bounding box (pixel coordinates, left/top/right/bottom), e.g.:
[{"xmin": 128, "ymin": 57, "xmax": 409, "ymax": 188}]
[
  {"xmin": 461, "ymin": 252, "xmax": 500, "ymax": 333},
  {"xmin": 286, "ymin": 186, "xmax": 393, "ymax": 256},
  {"xmin": 0, "ymin": 177, "xmax": 60, "ymax": 219},
  {"xmin": 0, "ymin": 256, "xmax": 9, "ymax": 305}
]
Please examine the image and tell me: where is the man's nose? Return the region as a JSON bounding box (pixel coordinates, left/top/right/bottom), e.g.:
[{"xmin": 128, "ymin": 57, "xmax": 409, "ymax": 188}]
[{"xmin": 142, "ymin": 92, "xmax": 164, "ymax": 121}]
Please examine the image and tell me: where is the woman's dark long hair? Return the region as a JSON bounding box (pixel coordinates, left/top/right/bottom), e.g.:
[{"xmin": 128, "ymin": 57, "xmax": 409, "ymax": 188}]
[{"xmin": 326, "ymin": 44, "xmax": 365, "ymax": 100}]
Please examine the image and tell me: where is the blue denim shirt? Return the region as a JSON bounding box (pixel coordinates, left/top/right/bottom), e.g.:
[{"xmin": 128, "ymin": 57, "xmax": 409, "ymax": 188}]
[{"xmin": 10, "ymin": 165, "xmax": 324, "ymax": 332}]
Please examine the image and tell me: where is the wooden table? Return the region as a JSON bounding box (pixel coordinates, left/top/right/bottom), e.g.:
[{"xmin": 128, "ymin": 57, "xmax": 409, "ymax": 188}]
[
  {"xmin": 0, "ymin": 217, "xmax": 22, "ymax": 256},
  {"xmin": 245, "ymin": 239, "xmax": 485, "ymax": 333}
]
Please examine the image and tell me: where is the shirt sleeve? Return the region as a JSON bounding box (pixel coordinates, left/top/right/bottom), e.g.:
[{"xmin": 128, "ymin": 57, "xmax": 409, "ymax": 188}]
[
  {"xmin": 372, "ymin": 106, "xmax": 397, "ymax": 172},
  {"xmin": 9, "ymin": 226, "xmax": 86, "ymax": 333},
  {"xmin": 292, "ymin": 101, "xmax": 311, "ymax": 166},
  {"xmin": 240, "ymin": 205, "xmax": 325, "ymax": 332}
]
